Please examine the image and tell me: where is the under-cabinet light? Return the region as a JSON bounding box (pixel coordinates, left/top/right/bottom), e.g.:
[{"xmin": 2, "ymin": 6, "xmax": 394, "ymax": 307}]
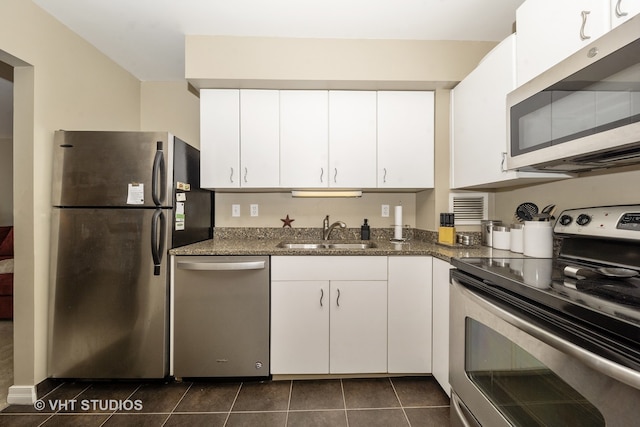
[{"xmin": 291, "ymin": 190, "xmax": 363, "ymax": 198}]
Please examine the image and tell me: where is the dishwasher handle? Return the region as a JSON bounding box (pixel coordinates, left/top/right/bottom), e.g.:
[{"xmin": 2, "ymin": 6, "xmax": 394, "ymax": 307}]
[{"xmin": 177, "ymin": 260, "xmax": 266, "ymax": 271}]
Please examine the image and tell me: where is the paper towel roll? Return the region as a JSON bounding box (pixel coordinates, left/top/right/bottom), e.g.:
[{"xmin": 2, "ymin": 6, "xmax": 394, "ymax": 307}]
[{"xmin": 394, "ymin": 205, "xmax": 403, "ymax": 239}]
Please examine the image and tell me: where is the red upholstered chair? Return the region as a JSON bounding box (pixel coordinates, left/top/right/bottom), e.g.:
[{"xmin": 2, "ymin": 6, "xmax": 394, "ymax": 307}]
[{"xmin": 0, "ymin": 226, "xmax": 14, "ymax": 320}]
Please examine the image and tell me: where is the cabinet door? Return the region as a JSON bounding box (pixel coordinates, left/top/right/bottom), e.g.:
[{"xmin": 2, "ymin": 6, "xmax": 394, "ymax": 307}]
[
  {"xmin": 200, "ymin": 89, "xmax": 240, "ymax": 188},
  {"xmin": 280, "ymin": 90, "xmax": 329, "ymax": 188},
  {"xmin": 328, "ymin": 91, "xmax": 377, "ymax": 188},
  {"xmin": 611, "ymin": 0, "xmax": 640, "ymax": 27},
  {"xmin": 451, "ymin": 35, "xmax": 516, "ymax": 189},
  {"xmin": 271, "ymin": 280, "xmax": 329, "ymax": 374},
  {"xmin": 432, "ymin": 258, "xmax": 452, "ymax": 397},
  {"xmin": 388, "ymin": 257, "xmax": 432, "ymax": 373},
  {"xmin": 329, "ymin": 281, "xmax": 387, "ymax": 374},
  {"xmin": 377, "ymin": 91, "xmax": 434, "ymax": 188},
  {"xmin": 516, "ymin": 0, "xmax": 610, "ymax": 86},
  {"xmin": 240, "ymin": 90, "xmax": 280, "ymax": 187}
]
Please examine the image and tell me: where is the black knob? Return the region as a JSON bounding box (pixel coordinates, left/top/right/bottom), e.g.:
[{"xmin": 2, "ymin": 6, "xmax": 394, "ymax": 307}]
[
  {"xmin": 576, "ymin": 214, "xmax": 591, "ymax": 226},
  {"xmin": 559, "ymin": 215, "xmax": 572, "ymax": 226}
]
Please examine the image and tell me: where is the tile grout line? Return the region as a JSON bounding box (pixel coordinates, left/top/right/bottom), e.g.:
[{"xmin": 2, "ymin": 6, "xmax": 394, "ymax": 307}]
[
  {"xmin": 285, "ymin": 380, "xmax": 292, "ymax": 426},
  {"xmin": 340, "ymin": 378, "xmax": 349, "ymax": 427},
  {"xmin": 389, "ymin": 378, "xmax": 412, "ymax": 427},
  {"xmin": 98, "ymin": 382, "xmax": 143, "ymax": 427},
  {"xmin": 223, "ymin": 381, "xmax": 243, "ymax": 427},
  {"xmin": 159, "ymin": 381, "xmax": 193, "ymax": 427}
]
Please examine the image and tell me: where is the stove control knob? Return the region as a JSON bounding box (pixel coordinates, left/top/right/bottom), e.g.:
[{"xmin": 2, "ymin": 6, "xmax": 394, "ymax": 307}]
[
  {"xmin": 559, "ymin": 214, "xmax": 573, "ymax": 226},
  {"xmin": 576, "ymin": 214, "xmax": 591, "ymax": 226}
]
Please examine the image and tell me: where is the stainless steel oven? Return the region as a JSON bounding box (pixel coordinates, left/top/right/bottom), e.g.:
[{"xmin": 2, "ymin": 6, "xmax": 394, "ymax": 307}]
[{"xmin": 449, "ymin": 205, "xmax": 640, "ymax": 427}]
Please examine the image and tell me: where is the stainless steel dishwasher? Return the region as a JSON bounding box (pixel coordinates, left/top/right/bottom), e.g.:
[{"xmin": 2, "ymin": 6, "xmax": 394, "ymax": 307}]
[{"xmin": 173, "ymin": 255, "xmax": 269, "ymax": 378}]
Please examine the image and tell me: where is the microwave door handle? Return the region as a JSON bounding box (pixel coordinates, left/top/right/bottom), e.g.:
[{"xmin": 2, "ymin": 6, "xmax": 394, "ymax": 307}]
[{"xmin": 456, "ymin": 281, "xmax": 640, "ymax": 391}]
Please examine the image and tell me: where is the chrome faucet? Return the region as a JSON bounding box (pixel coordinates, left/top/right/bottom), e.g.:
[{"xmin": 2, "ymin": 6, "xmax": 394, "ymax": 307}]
[{"xmin": 323, "ymin": 215, "xmax": 346, "ymax": 240}]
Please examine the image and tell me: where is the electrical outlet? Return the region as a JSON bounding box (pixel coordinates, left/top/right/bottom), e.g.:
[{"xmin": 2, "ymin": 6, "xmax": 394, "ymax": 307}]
[
  {"xmin": 232, "ymin": 204, "xmax": 241, "ymax": 217},
  {"xmin": 381, "ymin": 204, "xmax": 390, "ymax": 217},
  {"xmin": 250, "ymin": 204, "xmax": 259, "ymax": 217}
]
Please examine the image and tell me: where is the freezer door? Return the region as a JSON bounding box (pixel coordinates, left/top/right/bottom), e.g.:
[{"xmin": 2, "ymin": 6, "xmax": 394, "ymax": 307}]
[
  {"xmin": 52, "ymin": 131, "xmax": 174, "ymax": 207},
  {"xmin": 48, "ymin": 208, "xmax": 170, "ymax": 379}
]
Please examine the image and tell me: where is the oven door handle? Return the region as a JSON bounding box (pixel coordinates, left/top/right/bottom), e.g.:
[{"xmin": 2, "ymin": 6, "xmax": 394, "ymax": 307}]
[
  {"xmin": 451, "ymin": 392, "xmax": 482, "ymax": 427},
  {"xmin": 456, "ymin": 279, "xmax": 640, "ymax": 391}
]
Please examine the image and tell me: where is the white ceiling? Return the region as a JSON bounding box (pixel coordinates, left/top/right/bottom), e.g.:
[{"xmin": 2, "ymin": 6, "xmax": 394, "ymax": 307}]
[{"xmin": 33, "ymin": 0, "xmax": 525, "ymax": 81}]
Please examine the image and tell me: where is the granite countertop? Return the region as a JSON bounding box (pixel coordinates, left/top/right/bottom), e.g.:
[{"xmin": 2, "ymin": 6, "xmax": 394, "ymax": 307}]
[{"xmin": 170, "ymin": 228, "xmax": 508, "ymax": 262}]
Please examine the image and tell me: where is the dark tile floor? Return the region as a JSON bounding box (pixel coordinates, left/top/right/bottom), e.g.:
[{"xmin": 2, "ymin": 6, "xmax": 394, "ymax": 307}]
[{"xmin": 0, "ymin": 377, "xmax": 449, "ymax": 426}]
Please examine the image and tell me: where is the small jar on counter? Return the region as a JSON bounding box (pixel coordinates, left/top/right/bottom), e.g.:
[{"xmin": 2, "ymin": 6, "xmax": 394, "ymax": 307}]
[
  {"xmin": 510, "ymin": 223, "xmax": 524, "ymax": 253},
  {"xmin": 492, "ymin": 225, "xmax": 511, "ymax": 250}
]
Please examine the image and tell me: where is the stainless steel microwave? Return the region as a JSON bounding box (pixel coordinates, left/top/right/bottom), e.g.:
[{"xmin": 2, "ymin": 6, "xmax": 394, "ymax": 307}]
[{"xmin": 507, "ymin": 13, "xmax": 640, "ymax": 172}]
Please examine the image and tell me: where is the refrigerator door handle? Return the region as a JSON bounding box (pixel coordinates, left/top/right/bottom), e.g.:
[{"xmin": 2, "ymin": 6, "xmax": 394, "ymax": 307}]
[
  {"xmin": 151, "ymin": 209, "xmax": 166, "ymax": 276},
  {"xmin": 152, "ymin": 143, "xmax": 166, "ymax": 206}
]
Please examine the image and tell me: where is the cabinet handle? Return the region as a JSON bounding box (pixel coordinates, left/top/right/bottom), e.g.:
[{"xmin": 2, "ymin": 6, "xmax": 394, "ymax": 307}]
[
  {"xmin": 580, "ymin": 11, "xmax": 591, "ymax": 41},
  {"xmin": 383, "ymin": 168, "xmax": 387, "ymax": 184},
  {"xmin": 336, "ymin": 288, "xmax": 341, "ymax": 307},
  {"xmin": 334, "ymin": 168, "xmax": 338, "ymax": 183},
  {"xmin": 501, "ymin": 152, "xmax": 507, "ymax": 172},
  {"xmin": 320, "ymin": 288, "xmax": 324, "ymax": 307},
  {"xmin": 230, "ymin": 167, "xmax": 234, "ymax": 183},
  {"xmin": 320, "ymin": 167, "xmax": 324, "ymax": 183},
  {"xmin": 244, "ymin": 167, "xmax": 248, "ymax": 183},
  {"xmin": 615, "ymin": 0, "xmax": 628, "ymax": 18}
]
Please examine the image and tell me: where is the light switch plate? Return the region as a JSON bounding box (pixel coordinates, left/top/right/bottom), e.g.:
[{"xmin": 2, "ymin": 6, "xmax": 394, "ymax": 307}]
[{"xmin": 232, "ymin": 204, "xmax": 241, "ymax": 217}]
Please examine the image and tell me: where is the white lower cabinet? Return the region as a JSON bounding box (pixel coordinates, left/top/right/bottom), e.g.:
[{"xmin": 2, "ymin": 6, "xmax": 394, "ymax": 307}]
[
  {"xmin": 271, "ymin": 255, "xmax": 434, "ymax": 376},
  {"xmin": 387, "ymin": 256, "xmax": 432, "ymax": 373},
  {"xmin": 271, "ymin": 256, "xmax": 387, "ymax": 375},
  {"xmin": 329, "ymin": 280, "xmax": 387, "ymax": 374},
  {"xmin": 432, "ymin": 257, "xmax": 452, "ymax": 397}
]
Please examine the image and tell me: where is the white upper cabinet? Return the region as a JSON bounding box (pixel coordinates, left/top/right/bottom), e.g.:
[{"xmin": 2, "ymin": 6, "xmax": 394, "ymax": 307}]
[
  {"xmin": 200, "ymin": 89, "xmax": 240, "ymax": 188},
  {"xmin": 611, "ymin": 0, "xmax": 640, "ymax": 27},
  {"xmin": 200, "ymin": 89, "xmax": 279, "ymax": 189},
  {"xmin": 328, "ymin": 91, "xmax": 377, "ymax": 188},
  {"xmin": 240, "ymin": 90, "xmax": 280, "ymax": 188},
  {"xmin": 280, "ymin": 90, "xmax": 329, "ymax": 188},
  {"xmin": 516, "ymin": 0, "xmax": 610, "ymax": 86},
  {"xmin": 377, "ymin": 91, "xmax": 434, "ymax": 188},
  {"xmin": 451, "ymin": 35, "xmax": 567, "ymax": 189}
]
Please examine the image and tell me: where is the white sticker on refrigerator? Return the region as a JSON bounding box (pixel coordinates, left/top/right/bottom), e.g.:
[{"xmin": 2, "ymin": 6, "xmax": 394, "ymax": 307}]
[
  {"xmin": 175, "ymin": 202, "xmax": 185, "ymax": 230},
  {"xmin": 127, "ymin": 183, "xmax": 144, "ymax": 205}
]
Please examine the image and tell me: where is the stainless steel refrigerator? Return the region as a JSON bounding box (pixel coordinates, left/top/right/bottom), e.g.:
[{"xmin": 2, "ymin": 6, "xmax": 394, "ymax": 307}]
[{"xmin": 48, "ymin": 131, "xmax": 213, "ymax": 379}]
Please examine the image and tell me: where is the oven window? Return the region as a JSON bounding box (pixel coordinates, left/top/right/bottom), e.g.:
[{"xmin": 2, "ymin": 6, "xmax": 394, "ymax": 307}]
[{"xmin": 465, "ymin": 318, "xmax": 604, "ymax": 426}]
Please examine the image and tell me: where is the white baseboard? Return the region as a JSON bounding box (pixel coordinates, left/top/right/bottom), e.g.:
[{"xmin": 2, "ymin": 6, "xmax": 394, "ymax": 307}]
[{"xmin": 7, "ymin": 385, "xmax": 37, "ymax": 405}]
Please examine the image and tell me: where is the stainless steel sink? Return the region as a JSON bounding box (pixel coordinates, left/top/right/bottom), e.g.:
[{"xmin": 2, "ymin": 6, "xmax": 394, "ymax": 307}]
[{"xmin": 277, "ymin": 241, "xmax": 377, "ymax": 250}]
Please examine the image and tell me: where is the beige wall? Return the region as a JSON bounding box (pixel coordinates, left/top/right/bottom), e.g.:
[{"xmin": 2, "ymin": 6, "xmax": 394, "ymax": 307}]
[
  {"xmin": 186, "ymin": 35, "xmax": 496, "ymax": 90},
  {"xmin": 0, "ymin": 138, "xmax": 11, "ymax": 225},
  {"xmin": 493, "ymin": 166, "xmax": 640, "ymax": 224},
  {"xmin": 0, "ymin": 0, "xmax": 141, "ymax": 390},
  {"xmin": 215, "ymin": 192, "xmax": 416, "ymax": 229},
  {"xmin": 140, "ymin": 81, "xmax": 200, "ymax": 148}
]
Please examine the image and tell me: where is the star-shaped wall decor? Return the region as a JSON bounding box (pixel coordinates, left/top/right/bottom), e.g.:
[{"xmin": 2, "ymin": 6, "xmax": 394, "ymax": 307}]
[{"xmin": 281, "ymin": 214, "xmax": 295, "ymax": 228}]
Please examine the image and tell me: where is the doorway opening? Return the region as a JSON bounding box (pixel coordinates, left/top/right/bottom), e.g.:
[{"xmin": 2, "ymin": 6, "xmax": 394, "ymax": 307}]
[{"xmin": 0, "ymin": 59, "xmax": 14, "ymax": 410}]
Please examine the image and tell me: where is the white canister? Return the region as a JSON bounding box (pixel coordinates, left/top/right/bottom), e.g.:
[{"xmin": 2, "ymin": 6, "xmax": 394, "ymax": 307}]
[
  {"xmin": 523, "ymin": 221, "xmax": 553, "ymax": 258},
  {"xmin": 510, "ymin": 223, "xmax": 524, "ymax": 253},
  {"xmin": 492, "ymin": 226, "xmax": 511, "ymax": 250}
]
